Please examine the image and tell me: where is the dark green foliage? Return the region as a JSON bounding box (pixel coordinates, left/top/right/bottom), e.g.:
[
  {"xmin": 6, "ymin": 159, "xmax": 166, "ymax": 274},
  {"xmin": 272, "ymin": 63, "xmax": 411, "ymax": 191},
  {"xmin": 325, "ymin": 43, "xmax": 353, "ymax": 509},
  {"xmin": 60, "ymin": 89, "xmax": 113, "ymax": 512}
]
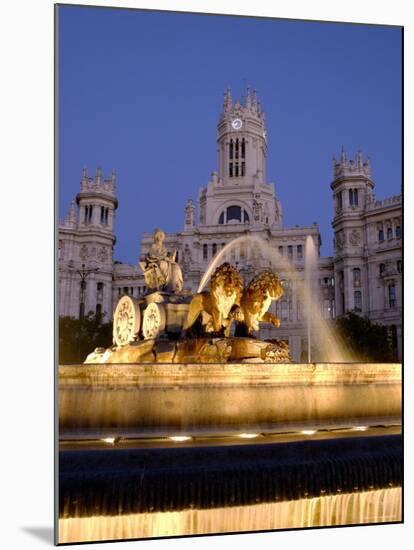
[
  {"xmin": 335, "ymin": 312, "xmax": 397, "ymax": 362},
  {"xmin": 59, "ymin": 313, "xmax": 113, "ymax": 364}
]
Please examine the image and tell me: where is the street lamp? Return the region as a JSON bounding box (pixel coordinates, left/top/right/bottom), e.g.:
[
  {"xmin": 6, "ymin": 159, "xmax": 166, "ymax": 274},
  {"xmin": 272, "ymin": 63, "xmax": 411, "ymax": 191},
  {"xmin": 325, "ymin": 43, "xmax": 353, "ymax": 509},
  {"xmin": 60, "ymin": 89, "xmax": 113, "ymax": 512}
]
[{"xmin": 71, "ymin": 263, "xmax": 99, "ymax": 319}]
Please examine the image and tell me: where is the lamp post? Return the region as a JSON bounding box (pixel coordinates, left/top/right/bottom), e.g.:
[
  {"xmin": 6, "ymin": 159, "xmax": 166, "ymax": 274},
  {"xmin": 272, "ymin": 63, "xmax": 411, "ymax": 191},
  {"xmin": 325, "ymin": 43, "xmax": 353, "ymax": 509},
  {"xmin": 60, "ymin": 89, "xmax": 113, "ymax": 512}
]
[{"xmin": 72, "ymin": 263, "xmax": 99, "ymax": 319}]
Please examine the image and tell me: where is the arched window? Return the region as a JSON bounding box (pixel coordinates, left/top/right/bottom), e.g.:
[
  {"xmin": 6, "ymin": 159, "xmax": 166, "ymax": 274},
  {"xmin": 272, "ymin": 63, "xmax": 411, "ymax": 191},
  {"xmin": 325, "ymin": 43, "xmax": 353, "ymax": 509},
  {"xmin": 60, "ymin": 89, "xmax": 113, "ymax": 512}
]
[
  {"xmin": 227, "ymin": 205, "xmax": 242, "ymax": 222},
  {"xmin": 218, "ymin": 206, "xmax": 250, "ymax": 225},
  {"xmin": 229, "ymin": 139, "xmax": 234, "ymax": 160},
  {"xmin": 203, "ymin": 244, "xmax": 208, "ymax": 260},
  {"xmin": 337, "ymin": 192, "xmax": 343, "ymax": 210},
  {"xmin": 378, "ymin": 229, "xmax": 384, "ymax": 242},
  {"xmin": 387, "ymin": 226, "xmax": 393, "ymax": 240},
  {"xmin": 235, "ymin": 138, "xmax": 239, "ymax": 159},
  {"xmin": 212, "ymin": 243, "xmax": 217, "ymax": 256},
  {"xmin": 241, "ymin": 138, "xmax": 245, "ymax": 159},
  {"xmin": 278, "ymin": 246, "xmax": 283, "ymax": 256},
  {"xmin": 349, "ymin": 188, "xmax": 358, "ymax": 207},
  {"xmin": 396, "ymin": 225, "xmax": 401, "ymax": 239},
  {"xmin": 353, "ymin": 268, "xmax": 361, "ymax": 285},
  {"xmin": 379, "ymin": 263, "xmax": 386, "ymax": 275},
  {"xmin": 297, "ymin": 245, "xmax": 303, "ymax": 260}
]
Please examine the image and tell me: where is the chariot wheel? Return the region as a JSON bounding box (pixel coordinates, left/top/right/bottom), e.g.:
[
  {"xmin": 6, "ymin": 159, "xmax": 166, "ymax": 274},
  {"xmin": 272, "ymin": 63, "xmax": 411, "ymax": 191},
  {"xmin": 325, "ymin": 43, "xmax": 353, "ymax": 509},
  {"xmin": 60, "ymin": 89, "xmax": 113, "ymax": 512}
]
[
  {"xmin": 113, "ymin": 295, "xmax": 141, "ymax": 347},
  {"xmin": 142, "ymin": 302, "xmax": 166, "ymax": 340}
]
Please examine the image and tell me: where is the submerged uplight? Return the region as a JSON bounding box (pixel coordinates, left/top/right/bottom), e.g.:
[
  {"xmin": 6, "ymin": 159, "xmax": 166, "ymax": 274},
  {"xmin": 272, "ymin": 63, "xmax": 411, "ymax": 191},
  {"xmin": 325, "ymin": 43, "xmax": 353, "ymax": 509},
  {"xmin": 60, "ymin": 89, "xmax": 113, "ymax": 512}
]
[
  {"xmin": 169, "ymin": 436, "xmax": 192, "ymax": 442},
  {"xmin": 101, "ymin": 437, "xmax": 116, "ymax": 445},
  {"xmin": 238, "ymin": 433, "xmax": 260, "ymax": 439},
  {"xmin": 301, "ymin": 430, "xmax": 317, "ymax": 435}
]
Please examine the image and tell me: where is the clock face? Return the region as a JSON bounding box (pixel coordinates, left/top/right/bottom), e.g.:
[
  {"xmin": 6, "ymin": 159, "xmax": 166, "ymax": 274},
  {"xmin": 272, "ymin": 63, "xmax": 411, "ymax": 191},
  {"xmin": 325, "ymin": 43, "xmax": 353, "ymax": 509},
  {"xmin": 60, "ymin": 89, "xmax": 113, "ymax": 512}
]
[{"xmin": 231, "ymin": 118, "xmax": 243, "ymax": 130}]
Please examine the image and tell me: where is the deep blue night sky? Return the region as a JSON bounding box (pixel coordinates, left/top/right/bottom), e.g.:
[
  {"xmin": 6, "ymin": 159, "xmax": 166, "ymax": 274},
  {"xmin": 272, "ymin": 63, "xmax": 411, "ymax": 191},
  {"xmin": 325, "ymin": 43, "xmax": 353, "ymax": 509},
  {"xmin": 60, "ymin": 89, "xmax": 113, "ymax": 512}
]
[{"xmin": 58, "ymin": 6, "xmax": 401, "ymax": 264}]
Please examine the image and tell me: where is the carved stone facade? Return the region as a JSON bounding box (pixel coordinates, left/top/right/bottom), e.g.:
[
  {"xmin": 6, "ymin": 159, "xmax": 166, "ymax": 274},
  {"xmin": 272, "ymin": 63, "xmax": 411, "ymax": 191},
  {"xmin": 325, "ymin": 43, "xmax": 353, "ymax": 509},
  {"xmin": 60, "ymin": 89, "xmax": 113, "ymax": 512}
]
[{"xmin": 58, "ymin": 90, "xmax": 402, "ymax": 360}]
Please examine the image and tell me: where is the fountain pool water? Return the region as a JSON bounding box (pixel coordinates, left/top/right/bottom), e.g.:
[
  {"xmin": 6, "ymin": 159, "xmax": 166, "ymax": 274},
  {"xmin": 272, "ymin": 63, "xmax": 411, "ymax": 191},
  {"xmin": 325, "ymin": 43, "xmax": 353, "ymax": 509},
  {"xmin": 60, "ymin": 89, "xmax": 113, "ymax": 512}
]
[{"xmin": 58, "ymin": 234, "xmax": 402, "ymax": 544}]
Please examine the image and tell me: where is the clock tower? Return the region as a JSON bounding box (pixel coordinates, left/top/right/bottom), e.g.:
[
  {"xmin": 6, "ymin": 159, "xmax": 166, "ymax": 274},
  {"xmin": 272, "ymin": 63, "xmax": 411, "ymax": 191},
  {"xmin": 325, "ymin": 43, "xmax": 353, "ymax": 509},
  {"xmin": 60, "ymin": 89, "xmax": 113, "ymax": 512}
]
[
  {"xmin": 198, "ymin": 87, "xmax": 282, "ymax": 228},
  {"xmin": 217, "ymin": 87, "xmax": 267, "ymax": 186}
]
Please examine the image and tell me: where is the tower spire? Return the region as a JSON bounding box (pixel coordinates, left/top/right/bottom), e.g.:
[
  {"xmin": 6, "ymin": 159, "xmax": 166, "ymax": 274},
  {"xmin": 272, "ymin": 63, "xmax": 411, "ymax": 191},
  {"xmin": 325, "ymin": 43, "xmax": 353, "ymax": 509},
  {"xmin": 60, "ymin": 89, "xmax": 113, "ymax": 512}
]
[
  {"xmin": 246, "ymin": 85, "xmax": 251, "ymax": 110},
  {"xmin": 65, "ymin": 198, "xmax": 77, "ymax": 227},
  {"xmin": 357, "ymin": 147, "xmax": 363, "ymax": 168},
  {"xmin": 252, "ymin": 89, "xmax": 258, "ymax": 113}
]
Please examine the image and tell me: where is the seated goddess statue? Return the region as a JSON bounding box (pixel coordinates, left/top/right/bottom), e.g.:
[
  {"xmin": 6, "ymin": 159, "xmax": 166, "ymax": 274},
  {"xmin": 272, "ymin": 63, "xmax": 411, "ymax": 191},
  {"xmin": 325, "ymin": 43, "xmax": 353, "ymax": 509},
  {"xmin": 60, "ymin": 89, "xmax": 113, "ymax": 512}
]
[{"xmin": 139, "ymin": 228, "xmax": 183, "ymax": 293}]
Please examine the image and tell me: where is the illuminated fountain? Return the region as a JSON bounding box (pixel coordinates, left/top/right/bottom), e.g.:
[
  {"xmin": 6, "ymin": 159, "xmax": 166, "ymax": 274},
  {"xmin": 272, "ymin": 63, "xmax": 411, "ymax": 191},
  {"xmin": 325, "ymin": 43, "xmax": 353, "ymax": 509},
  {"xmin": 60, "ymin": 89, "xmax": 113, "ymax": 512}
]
[{"xmin": 58, "ymin": 232, "xmax": 402, "ymax": 543}]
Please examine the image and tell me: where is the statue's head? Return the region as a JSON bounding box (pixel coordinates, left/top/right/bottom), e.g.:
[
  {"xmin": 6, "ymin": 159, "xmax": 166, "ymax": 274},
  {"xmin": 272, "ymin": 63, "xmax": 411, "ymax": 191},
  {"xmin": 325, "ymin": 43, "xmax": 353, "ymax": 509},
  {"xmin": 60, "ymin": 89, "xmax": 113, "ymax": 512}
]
[
  {"xmin": 154, "ymin": 228, "xmax": 165, "ymax": 243},
  {"xmin": 210, "ymin": 263, "xmax": 243, "ymax": 298},
  {"xmin": 247, "ymin": 270, "xmax": 284, "ymax": 301}
]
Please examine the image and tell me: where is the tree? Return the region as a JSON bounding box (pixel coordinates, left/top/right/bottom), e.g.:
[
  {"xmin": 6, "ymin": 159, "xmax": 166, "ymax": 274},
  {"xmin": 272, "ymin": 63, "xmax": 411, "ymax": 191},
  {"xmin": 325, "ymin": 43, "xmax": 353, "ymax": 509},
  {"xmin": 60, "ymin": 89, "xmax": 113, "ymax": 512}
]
[
  {"xmin": 59, "ymin": 312, "xmax": 113, "ymax": 364},
  {"xmin": 335, "ymin": 312, "xmax": 397, "ymax": 362}
]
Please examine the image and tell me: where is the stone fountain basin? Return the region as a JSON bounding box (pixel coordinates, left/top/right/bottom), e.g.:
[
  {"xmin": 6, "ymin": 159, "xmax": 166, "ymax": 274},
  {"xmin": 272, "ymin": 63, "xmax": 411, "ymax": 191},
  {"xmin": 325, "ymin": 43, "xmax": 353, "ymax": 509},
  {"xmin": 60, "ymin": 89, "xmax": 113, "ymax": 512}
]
[{"xmin": 59, "ymin": 362, "xmax": 401, "ymax": 439}]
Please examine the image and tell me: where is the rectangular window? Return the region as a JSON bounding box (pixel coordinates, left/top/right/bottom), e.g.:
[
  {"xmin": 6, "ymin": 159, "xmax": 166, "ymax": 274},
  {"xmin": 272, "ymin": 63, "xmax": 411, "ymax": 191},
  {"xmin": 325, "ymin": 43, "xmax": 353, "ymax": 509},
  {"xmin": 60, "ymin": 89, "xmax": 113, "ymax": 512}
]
[
  {"xmin": 323, "ymin": 299, "xmax": 331, "ymax": 319},
  {"xmin": 241, "ymin": 162, "xmax": 245, "ymax": 176},
  {"xmin": 212, "ymin": 243, "xmax": 217, "ymax": 256},
  {"xmin": 297, "ymin": 300, "xmax": 303, "ymax": 321},
  {"xmin": 229, "ymin": 163, "xmax": 233, "ymax": 177},
  {"xmin": 396, "ymin": 225, "xmax": 401, "ymax": 239},
  {"xmin": 387, "ymin": 227, "xmax": 393, "ymax": 240},
  {"xmin": 203, "ymin": 244, "xmax": 208, "ymax": 260},
  {"xmin": 235, "ymin": 163, "xmax": 239, "ymax": 177},
  {"xmin": 378, "ymin": 229, "xmax": 384, "ymax": 242},
  {"xmin": 288, "ymin": 245, "xmax": 293, "ymax": 260},
  {"xmin": 297, "ymin": 245, "xmax": 303, "ymax": 260},
  {"xmin": 278, "ymin": 246, "xmax": 283, "ymax": 256},
  {"xmin": 289, "ymin": 300, "xmax": 293, "ymax": 322},
  {"xmin": 281, "ymin": 300, "xmax": 288, "ymax": 320},
  {"xmin": 354, "ymin": 290, "xmax": 362, "ymax": 312},
  {"xmin": 388, "ymin": 284, "xmax": 396, "ymax": 308},
  {"xmin": 353, "ymin": 268, "xmax": 361, "ymax": 285}
]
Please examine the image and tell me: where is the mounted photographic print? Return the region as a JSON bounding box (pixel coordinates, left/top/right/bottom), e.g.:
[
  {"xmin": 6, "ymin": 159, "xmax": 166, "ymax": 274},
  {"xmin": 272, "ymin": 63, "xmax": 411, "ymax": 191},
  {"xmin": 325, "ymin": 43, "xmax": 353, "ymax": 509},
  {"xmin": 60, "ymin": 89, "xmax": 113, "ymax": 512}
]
[{"xmin": 56, "ymin": 3, "xmax": 403, "ymax": 544}]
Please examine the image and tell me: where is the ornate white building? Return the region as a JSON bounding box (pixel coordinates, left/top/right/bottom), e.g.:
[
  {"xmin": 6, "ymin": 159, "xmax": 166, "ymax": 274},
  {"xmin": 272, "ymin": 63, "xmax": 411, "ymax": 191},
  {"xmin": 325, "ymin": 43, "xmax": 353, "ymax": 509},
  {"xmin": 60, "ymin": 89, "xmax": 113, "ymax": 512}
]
[{"xmin": 58, "ymin": 89, "xmax": 402, "ymax": 360}]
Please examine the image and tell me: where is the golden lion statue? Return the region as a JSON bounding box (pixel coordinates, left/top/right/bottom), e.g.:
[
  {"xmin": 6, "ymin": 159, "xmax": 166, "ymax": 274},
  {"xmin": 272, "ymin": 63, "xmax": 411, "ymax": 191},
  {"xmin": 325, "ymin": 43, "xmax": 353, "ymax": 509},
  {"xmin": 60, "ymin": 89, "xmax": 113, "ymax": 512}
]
[
  {"xmin": 183, "ymin": 263, "xmax": 243, "ymax": 336},
  {"xmin": 237, "ymin": 270, "xmax": 284, "ymax": 335}
]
